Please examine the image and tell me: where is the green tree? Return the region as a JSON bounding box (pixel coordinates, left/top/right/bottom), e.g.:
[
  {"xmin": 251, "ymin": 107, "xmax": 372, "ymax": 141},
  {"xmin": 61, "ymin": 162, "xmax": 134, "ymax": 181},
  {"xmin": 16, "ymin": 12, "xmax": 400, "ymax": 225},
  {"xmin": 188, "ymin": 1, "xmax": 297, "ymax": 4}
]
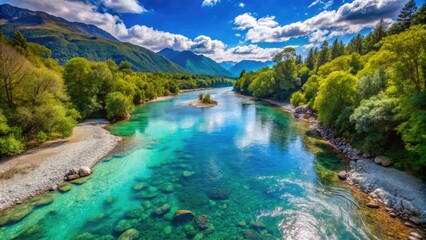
[
  {"xmin": 105, "ymin": 92, "xmax": 134, "ymax": 121},
  {"xmin": 389, "ymin": 0, "xmax": 418, "ymax": 34},
  {"xmin": 63, "ymin": 58, "xmax": 101, "ymax": 117},
  {"xmin": 317, "ymin": 41, "xmax": 329, "ymax": 68},
  {"xmin": 12, "ymin": 31, "xmax": 28, "ymax": 55},
  {"xmin": 305, "ymin": 48, "xmax": 316, "ymax": 70},
  {"xmin": 0, "ymin": 43, "xmax": 32, "ymax": 108},
  {"xmin": 347, "ymin": 34, "xmax": 364, "ymax": 54},
  {"xmin": 350, "ymin": 95, "xmax": 398, "ymax": 154},
  {"xmin": 381, "ymin": 25, "xmax": 426, "ymax": 92},
  {"xmin": 290, "ymin": 91, "xmax": 307, "ymax": 107},
  {"xmin": 413, "ymin": 3, "xmax": 426, "ymax": 25},
  {"xmin": 314, "ymin": 71, "xmax": 358, "ymax": 125}
]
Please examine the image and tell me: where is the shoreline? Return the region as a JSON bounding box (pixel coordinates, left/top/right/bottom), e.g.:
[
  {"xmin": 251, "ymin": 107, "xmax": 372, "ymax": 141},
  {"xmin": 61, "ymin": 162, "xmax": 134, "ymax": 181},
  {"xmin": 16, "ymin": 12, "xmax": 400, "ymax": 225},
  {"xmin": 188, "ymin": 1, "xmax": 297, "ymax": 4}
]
[
  {"xmin": 0, "ymin": 119, "xmax": 121, "ymax": 211},
  {"xmin": 256, "ymin": 95, "xmax": 426, "ymax": 238}
]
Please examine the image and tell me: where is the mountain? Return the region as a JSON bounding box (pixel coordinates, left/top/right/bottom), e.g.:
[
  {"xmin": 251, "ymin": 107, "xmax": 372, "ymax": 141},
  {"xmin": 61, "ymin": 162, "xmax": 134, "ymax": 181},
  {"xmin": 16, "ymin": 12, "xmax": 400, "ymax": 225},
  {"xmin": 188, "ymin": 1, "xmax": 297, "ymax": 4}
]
[
  {"xmin": 0, "ymin": 4, "xmax": 186, "ymax": 73},
  {"xmin": 159, "ymin": 48, "xmax": 235, "ymax": 77},
  {"xmin": 230, "ymin": 60, "xmax": 275, "ymax": 75},
  {"xmin": 219, "ymin": 61, "xmax": 238, "ymax": 71}
]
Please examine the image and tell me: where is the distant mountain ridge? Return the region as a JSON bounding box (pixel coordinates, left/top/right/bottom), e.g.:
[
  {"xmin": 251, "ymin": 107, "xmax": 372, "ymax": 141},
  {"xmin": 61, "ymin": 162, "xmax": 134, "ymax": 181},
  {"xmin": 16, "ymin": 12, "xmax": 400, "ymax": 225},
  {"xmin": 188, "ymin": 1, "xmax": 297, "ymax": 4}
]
[
  {"xmin": 229, "ymin": 60, "xmax": 275, "ymax": 75},
  {"xmin": 159, "ymin": 48, "xmax": 235, "ymax": 77},
  {"xmin": 0, "ymin": 4, "xmax": 187, "ymax": 73}
]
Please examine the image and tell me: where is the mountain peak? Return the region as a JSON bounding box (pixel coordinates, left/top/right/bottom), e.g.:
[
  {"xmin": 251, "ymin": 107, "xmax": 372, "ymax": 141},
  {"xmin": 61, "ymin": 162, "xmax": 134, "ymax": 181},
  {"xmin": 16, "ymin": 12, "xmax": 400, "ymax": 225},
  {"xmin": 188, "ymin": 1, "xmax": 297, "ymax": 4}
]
[{"xmin": 0, "ymin": 3, "xmax": 118, "ymax": 41}]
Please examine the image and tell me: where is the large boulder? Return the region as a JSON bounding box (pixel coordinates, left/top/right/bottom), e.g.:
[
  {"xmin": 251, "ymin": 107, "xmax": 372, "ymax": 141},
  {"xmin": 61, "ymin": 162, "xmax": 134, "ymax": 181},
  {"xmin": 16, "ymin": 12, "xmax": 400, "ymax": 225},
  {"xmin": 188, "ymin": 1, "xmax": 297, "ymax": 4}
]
[
  {"xmin": 374, "ymin": 156, "xmax": 393, "ymax": 167},
  {"xmin": 337, "ymin": 171, "xmax": 347, "ymax": 180},
  {"xmin": 172, "ymin": 210, "xmax": 195, "ymax": 224},
  {"xmin": 79, "ymin": 166, "xmax": 92, "ymax": 177}
]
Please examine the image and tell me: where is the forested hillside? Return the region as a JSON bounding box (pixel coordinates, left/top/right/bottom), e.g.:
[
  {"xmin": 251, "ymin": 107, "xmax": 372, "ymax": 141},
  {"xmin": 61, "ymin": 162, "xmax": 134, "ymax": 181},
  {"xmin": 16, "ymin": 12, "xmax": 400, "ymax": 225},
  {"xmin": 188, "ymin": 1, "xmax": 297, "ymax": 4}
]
[
  {"xmin": 234, "ymin": 1, "xmax": 426, "ymax": 173},
  {"xmin": 0, "ymin": 4, "xmax": 187, "ymax": 73},
  {"xmin": 0, "ymin": 32, "xmax": 234, "ymax": 158},
  {"xmin": 159, "ymin": 48, "xmax": 235, "ymax": 77}
]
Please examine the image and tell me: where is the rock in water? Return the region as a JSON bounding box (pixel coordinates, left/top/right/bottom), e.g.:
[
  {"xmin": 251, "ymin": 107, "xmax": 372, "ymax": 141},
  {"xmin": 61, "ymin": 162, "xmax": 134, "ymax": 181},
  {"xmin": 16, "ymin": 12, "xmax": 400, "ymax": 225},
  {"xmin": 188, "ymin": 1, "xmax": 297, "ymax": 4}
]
[
  {"xmin": 337, "ymin": 170, "xmax": 347, "ymax": 180},
  {"xmin": 196, "ymin": 215, "xmax": 209, "ymax": 230},
  {"xmin": 152, "ymin": 204, "xmax": 171, "ymax": 217},
  {"xmin": 118, "ymin": 228, "xmax": 139, "ymax": 240},
  {"xmin": 67, "ymin": 174, "xmax": 80, "ymax": 181},
  {"xmin": 250, "ymin": 221, "xmax": 266, "ymax": 230},
  {"xmin": 79, "ymin": 166, "xmax": 92, "ymax": 177},
  {"xmin": 173, "ymin": 210, "xmax": 195, "ymax": 224},
  {"xmin": 374, "ymin": 156, "xmax": 393, "ymax": 167}
]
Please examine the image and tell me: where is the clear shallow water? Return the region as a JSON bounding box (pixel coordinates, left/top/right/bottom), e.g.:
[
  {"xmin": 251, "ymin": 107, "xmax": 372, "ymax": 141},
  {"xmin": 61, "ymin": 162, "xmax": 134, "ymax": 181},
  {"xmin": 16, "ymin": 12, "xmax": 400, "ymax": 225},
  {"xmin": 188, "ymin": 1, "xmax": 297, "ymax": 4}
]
[{"xmin": 0, "ymin": 88, "xmax": 377, "ymax": 239}]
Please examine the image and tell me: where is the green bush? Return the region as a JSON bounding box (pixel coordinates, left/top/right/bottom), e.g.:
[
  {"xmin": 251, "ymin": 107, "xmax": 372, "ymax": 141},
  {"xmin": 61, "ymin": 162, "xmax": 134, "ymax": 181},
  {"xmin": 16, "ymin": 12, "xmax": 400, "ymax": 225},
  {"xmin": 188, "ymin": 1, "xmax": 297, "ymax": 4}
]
[
  {"xmin": 105, "ymin": 92, "xmax": 134, "ymax": 121},
  {"xmin": 0, "ymin": 135, "xmax": 24, "ymax": 157},
  {"xmin": 199, "ymin": 93, "xmax": 204, "ymax": 100},
  {"xmin": 36, "ymin": 131, "xmax": 49, "ymax": 143},
  {"xmin": 290, "ymin": 91, "xmax": 307, "ymax": 107}
]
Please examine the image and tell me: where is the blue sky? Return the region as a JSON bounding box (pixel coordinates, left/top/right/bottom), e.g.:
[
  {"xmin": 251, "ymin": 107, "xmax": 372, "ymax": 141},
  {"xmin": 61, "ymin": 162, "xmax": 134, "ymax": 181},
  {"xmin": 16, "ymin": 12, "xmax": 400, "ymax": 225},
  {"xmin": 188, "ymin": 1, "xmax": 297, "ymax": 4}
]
[{"xmin": 1, "ymin": 0, "xmax": 422, "ymax": 62}]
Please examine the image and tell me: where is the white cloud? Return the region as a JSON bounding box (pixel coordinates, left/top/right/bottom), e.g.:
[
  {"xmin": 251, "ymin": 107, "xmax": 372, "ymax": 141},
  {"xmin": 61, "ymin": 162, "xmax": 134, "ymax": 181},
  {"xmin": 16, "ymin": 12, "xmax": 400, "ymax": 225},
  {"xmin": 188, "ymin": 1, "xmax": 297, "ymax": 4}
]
[
  {"xmin": 101, "ymin": 0, "xmax": 146, "ymax": 13},
  {"xmin": 235, "ymin": 0, "xmax": 404, "ymax": 44},
  {"xmin": 202, "ymin": 0, "xmax": 220, "ymax": 7},
  {"xmin": 308, "ymin": 0, "xmax": 334, "ymax": 10},
  {"xmin": 239, "ymin": 3, "xmax": 245, "ymax": 8},
  {"xmin": 235, "ymin": 33, "xmax": 242, "ymax": 37}
]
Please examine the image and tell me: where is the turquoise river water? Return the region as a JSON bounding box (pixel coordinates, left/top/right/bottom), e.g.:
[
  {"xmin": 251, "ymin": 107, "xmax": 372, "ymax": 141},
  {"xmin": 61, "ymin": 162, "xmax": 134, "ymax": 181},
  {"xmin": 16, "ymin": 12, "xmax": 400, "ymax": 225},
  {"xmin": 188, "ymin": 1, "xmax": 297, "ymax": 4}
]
[{"xmin": 0, "ymin": 88, "xmax": 379, "ymax": 239}]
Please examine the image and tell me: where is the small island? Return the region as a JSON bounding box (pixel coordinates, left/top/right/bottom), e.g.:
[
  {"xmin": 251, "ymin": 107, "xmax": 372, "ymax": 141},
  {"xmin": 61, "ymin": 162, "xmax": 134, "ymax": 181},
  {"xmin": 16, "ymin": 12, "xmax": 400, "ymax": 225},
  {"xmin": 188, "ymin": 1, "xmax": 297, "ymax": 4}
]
[{"xmin": 188, "ymin": 93, "xmax": 218, "ymax": 108}]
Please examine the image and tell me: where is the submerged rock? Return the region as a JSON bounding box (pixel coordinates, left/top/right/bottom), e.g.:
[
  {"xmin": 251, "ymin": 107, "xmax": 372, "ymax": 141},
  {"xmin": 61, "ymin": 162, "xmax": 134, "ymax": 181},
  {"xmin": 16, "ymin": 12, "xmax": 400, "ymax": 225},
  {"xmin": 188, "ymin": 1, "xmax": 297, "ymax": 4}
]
[
  {"xmin": 0, "ymin": 205, "xmax": 34, "ymax": 226},
  {"xmin": 118, "ymin": 228, "xmax": 139, "ymax": 240},
  {"xmin": 132, "ymin": 182, "xmax": 149, "ymax": 191},
  {"xmin": 182, "ymin": 171, "xmax": 195, "ymax": 178},
  {"xmin": 124, "ymin": 207, "xmax": 146, "ymax": 220},
  {"xmin": 250, "ymin": 221, "xmax": 266, "ymax": 230},
  {"xmin": 152, "ymin": 204, "xmax": 171, "ymax": 217},
  {"xmin": 58, "ymin": 184, "xmax": 71, "ymax": 193},
  {"xmin": 70, "ymin": 176, "xmax": 90, "ymax": 185},
  {"xmin": 114, "ymin": 219, "xmax": 139, "ymax": 233},
  {"xmin": 207, "ymin": 189, "xmax": 230, "ymax": 200},
  {"xmin": 172, "ymin": 210, "xmax": 195, "ymax": 224},
  {"xmin": 195, "ymin": 215, "xmax": 209, "ymax": 230}
]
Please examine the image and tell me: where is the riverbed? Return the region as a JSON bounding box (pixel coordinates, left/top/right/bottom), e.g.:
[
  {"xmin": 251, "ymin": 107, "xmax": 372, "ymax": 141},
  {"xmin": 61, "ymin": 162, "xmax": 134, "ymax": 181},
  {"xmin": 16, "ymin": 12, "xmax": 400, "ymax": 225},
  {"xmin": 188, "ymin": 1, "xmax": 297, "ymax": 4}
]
[{"xmin": 0, "ymin": 88, "xmax": 380, "ymax": 239}]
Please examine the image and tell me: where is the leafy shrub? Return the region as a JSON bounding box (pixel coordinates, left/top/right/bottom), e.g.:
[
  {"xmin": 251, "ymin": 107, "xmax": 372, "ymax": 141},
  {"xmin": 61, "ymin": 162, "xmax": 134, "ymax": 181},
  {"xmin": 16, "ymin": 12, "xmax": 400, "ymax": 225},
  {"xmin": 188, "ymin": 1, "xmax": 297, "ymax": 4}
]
[
  {"xmin": 290, "ymin": 91, "xmax": 307, "ymax": 107},
  {"xmin": 36, "ymin": 131, "xmax": 49, "ymax": 143},
  {"xmin": 105, "ymin": 92, "xmax": 134, "ymax": 120},
  {"xmin": 0, "ymin": 135, "xmax": 24, "ymax": 157}
]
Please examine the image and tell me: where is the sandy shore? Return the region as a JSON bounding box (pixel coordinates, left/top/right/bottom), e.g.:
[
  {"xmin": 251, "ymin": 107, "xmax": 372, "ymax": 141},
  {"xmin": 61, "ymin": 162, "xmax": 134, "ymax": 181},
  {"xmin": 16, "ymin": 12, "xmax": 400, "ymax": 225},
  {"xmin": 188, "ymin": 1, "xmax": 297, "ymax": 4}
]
[{"xmin": 0, "ymin": 119, "xmax": 121, "ymax": 210}]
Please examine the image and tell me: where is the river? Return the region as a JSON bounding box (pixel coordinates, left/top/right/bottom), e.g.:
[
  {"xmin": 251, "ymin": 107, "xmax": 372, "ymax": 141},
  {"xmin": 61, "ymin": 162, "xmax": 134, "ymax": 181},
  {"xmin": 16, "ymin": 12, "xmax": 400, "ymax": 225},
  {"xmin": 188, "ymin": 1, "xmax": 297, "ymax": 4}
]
[{"xmin": 0, "ymin": 87, "xmax": 378, "ymax": 239}]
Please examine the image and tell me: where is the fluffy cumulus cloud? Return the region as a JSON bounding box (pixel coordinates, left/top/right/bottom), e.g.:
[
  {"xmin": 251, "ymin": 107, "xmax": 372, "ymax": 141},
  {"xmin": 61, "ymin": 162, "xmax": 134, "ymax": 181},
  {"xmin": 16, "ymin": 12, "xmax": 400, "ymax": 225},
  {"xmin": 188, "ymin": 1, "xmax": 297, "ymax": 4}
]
[
  {"xmin": 5, "ymin": 0, "xmax": 280, "ymax": 62},
  {"xmin": 100, "ymin": 0, "xmax": 146, "ymax": 13},
  {"xmin": 235, "ymin": 0, "xmax": 405, "ymax": 44},
  {"xmin": 239, "ymin": 3, "xmax": 245, "ymax": 8},
  {"xmin": 202, "ymin": 0, "xmax": 220, "ymax": 7}
]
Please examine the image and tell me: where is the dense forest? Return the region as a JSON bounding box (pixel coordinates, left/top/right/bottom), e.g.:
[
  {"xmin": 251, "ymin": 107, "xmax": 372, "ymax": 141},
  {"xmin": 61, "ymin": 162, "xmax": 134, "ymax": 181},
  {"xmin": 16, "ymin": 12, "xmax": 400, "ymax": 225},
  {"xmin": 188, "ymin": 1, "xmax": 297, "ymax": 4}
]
[
  {"xmin": 0, "ymin": 32, "xmax": 234, "ymax": 158},
  {"xmin": 234, "ymin": 1, "xmax": 426, "ymax": 173}
]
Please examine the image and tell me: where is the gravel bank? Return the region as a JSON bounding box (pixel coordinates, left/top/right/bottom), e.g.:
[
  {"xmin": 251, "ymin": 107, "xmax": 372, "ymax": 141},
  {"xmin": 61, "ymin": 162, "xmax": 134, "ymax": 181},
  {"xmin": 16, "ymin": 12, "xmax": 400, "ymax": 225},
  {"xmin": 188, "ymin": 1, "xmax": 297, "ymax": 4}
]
[
  {"xmin": 348, "ymin": 160, "xmax": 426, "ymax": 225},
  {"xmin": 0, "ymin": 119, "xmax": 121, "ymax": 210}
]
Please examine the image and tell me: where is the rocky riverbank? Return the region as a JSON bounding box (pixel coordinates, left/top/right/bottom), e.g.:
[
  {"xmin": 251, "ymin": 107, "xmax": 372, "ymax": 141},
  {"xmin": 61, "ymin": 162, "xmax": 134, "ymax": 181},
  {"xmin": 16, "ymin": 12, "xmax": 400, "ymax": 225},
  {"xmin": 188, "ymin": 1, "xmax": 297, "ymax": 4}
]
[
  {"xmin": 0, "ymin": 119, "xmax": 121, "ymax": 211},
  {"xmin": 263, "ymin": 100, "xmax": 426, "ymax": 238}
]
